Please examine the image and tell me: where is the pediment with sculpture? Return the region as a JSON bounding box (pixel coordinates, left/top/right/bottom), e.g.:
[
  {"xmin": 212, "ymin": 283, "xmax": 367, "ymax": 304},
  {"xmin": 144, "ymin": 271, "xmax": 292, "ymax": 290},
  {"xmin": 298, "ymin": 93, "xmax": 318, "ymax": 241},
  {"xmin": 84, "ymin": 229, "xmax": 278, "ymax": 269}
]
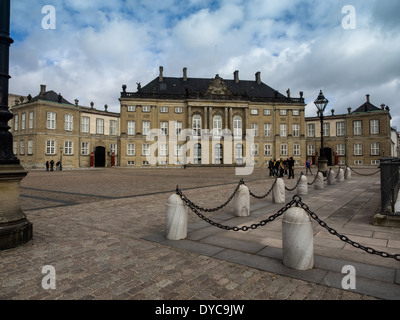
[{"xmin": 205, "ymin": 75, "xmax": 232, "ymax": 96}]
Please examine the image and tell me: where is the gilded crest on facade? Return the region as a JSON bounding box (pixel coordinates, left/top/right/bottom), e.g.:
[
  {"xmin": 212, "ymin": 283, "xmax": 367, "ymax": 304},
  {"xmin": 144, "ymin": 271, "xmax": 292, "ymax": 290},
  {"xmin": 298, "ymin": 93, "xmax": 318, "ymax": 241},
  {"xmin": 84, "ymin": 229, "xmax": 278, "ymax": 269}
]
[{"xmin": 205, "ymin": 75, "xmax": 232, "ymax": 96}]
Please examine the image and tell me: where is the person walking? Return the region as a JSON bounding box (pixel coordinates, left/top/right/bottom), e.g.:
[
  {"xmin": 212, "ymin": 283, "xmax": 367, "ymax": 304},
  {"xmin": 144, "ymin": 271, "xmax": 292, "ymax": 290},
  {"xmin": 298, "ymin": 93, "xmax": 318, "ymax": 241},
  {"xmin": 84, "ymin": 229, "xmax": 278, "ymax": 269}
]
[
  {"xmin": 268, "ymin": 159, "xmax": 274, "ymax": 177},
  {"xmin": 288, "ymin": 157, "xmax": 295, "ymax": 179},
  {"xmin": 305, "ymin": 159, "xmax": 313, "ymax": 175},
  {"xmin": 46, "ymin": 161, "xmax": 49, "ymax": 171}
]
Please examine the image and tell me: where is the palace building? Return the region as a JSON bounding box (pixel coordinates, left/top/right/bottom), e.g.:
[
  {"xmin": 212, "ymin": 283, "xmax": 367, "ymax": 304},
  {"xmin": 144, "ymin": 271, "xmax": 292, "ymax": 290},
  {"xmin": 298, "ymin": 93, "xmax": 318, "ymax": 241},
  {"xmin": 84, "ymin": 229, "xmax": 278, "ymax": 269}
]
[
  {"xmin": 305, "ymin": 94, "xmax": 396, "ymax": 167},
  {"xmin": 10, "ymin": 85, "xmax": 120, "ymax": 169},
  {"xmin": 118, "ymin": 67, "xmax": 307, "ymax": 168}
]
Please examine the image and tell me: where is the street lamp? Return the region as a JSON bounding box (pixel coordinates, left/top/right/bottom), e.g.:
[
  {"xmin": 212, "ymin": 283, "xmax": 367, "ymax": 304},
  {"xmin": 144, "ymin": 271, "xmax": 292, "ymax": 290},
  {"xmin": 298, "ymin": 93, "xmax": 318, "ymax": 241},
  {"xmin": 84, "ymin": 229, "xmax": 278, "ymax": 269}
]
[{"xmin": 314, "ymin": 90, "xmax": 329, "ymax": 175}]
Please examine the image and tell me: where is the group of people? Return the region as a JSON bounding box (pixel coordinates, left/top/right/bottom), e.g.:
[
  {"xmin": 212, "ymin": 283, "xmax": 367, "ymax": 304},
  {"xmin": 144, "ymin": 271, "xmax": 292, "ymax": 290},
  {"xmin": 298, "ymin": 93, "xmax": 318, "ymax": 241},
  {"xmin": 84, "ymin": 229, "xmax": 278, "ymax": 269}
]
[
  {"xmin": 45, "ymin": 160, "xmax": 62, "ymax": 171},
  {"xmin": 268, "ymin": 157, "xmax": 295, "ymax": 179},
  {"xmin": 268, "ymin": 158, "xmax": 314, "ymax": 179}
]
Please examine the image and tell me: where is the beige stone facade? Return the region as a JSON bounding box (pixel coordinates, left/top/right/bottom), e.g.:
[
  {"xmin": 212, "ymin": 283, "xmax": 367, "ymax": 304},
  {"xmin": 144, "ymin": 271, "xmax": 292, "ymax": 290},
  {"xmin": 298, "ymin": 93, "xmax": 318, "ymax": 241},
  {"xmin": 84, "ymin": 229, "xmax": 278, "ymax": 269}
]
[
  {"xmin": 118, "ymin": 67, "xmax": 307, "ymax": 168},
  {"xmin": 305, "ymin": 95, "xmax": 395, "ymax": 167},
  {"xmin": 10, "ymin": 85, "xmax": 120, "ymax": 169}
]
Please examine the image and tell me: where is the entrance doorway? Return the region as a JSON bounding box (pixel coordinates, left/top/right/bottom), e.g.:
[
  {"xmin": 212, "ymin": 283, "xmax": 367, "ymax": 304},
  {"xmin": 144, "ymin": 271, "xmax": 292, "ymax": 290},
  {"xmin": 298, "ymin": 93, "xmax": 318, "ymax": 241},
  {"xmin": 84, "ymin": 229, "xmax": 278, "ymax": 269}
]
[{"xmin": 94, "ymin": 146, "xmax": 106, "ymax": 167}]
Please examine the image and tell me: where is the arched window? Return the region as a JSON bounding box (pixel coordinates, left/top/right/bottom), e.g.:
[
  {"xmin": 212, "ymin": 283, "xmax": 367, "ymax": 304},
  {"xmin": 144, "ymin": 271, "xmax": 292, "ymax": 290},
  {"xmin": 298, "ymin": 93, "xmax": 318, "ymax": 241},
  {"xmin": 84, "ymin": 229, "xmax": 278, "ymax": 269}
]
[
  {"xmin": 194, "ymin": 143, "xmax": 202, "ymax": 164},
  {"xmin": 213, "ymin": 116, "xmax": 222, "ymax": 136},
  {"xmin": 233, "ymin": 116, "xmax": 242, "ymax": 137},
  {"xmin": 193, "ymin": 115, "xmax": 201, "ymax": 136},
  {"xmin": 235, "ymin": 143, "xmax": 243, "ymax": 164},
  {"xmin": 215, "ymin": 143, "xmax": 223, "ymax": 164}
]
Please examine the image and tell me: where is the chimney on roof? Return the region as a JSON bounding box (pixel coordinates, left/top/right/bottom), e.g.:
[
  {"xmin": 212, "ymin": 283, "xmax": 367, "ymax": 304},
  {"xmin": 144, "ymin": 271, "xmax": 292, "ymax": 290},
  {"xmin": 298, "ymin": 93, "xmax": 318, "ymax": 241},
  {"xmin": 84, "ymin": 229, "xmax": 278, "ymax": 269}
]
[
  {"xmin": 183, "ymin": 67, "xmax": 187, "ymax": 82},
  {"xmin": 366, "ymin": 94, "xmax": 370, "ymax": 103},
  {"xmin": 159, "ymin": 66, "xmax": 164, "ymax": 82},
  {"xmin": 234, "ymin": 70, "xmax": 239, "ymax": 83},
  {"xmin": 255, "ymin": 72, "xmax": 261, "ymax": 84},
  {"xmin": 40, "ymin": 84, "xmax": 46, "ymax": 95}
]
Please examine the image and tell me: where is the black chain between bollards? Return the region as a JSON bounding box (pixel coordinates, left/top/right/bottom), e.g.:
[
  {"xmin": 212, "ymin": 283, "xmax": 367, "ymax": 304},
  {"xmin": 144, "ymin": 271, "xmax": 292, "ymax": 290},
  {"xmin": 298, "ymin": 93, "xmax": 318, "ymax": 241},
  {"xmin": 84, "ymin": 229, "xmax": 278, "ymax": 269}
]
[
  {"xmin": 176, "ymin": 179, "xmax": 244, "ymax": 213},
  {"xmin": 285, "ymin": 173, "xmax": 303, "ymax": 191},
  {"xmin": 348, "ymin": 166, "xmax": 380, "ymax": 176},
  {"xmin": 294, "ymin": 196, "xmax": 400, "ymax": 262},
  {"xmin": 245, "ymin": 178, "xmax": 277, "ymax": 199}
]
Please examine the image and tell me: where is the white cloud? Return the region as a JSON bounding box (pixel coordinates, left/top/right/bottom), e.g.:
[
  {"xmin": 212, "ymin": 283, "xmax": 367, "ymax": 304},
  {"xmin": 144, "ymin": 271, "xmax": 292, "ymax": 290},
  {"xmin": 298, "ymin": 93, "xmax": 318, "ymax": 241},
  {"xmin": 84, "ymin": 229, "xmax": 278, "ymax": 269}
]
[{"xmin": 7, "ymin": 0, "xmax": 400, "ymax": 129}]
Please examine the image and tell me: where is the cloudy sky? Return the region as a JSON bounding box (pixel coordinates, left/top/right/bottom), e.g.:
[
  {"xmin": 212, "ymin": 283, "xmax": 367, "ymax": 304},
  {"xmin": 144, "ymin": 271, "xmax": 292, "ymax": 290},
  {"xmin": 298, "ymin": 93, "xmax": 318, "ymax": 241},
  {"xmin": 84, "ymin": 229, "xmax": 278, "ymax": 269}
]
[{"xmin": 8, "ymin": 0, "xmax": 400, "ymax": 128}]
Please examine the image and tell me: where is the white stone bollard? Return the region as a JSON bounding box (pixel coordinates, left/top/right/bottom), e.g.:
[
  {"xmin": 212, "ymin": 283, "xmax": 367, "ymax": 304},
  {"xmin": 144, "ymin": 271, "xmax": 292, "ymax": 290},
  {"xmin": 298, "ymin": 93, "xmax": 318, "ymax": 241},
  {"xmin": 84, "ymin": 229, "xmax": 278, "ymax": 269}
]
[
  {"xmin": 165, "ymin": 194, "xmax": 188, "ymax": 240},
  {"xmin": 327, "ymin": 169, "xmax": 336, "ymax": 185},
  {"xmin": 297, "ymin": 175, "xmax": 308, "ymax": 195},
  {"xmin": 272, "ymin": 178, "xmax": 285, "ymax": 204},
  {"xmin": 233, "ymin": 184, "xmax": 250, "ymax": 217},
  {"xmin": 337, "ymin": 168, "xmax": 344, "ymax": 182},
  {"xmin": 314, "ymin": 172, "xmax": 324, "ymax": 190},
  {"xmin": 282, "ymin": 207, "xmax": 314, "ymax": 270},
  {"xmin": 345, "ymin": 167, "xmax": 351, "ymax": 179}
]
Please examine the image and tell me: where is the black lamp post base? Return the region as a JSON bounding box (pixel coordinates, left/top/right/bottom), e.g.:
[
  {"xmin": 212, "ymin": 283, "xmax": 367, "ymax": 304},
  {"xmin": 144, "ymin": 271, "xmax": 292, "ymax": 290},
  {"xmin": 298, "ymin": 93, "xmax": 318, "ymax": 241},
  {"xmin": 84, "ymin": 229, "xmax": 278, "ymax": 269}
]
[{"xmin": 0, "ymin": 164, "xmax": 33, "ymax": 250}]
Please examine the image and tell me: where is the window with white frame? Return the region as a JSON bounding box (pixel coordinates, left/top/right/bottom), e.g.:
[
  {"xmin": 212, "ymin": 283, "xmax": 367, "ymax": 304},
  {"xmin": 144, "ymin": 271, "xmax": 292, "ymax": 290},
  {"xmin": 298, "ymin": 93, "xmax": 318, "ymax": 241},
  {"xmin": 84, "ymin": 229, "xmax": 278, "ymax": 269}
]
[
  {"xmin": 142, "ymin": 106, "xmax": 151, "ymax": 112},
  {"xmin": 128, "ymin": 161, "xmax": 135, "ymax": 166},
  {"xmin": 81, "ymin": 116, "xmax": 89, "ymax": 133},
  {"xmin": 110, "ymin": 120, "xmax": 117, "ymax": 135},
  {"xmin": 280, "ymin": 110, "xmax": 287, "ymax": 116},
  {"xmin": 371, "ymin": 160, "xmax": 380, "ymax": 165},
  {"xmin": 110, "ymin": 143, "xmax": 117, "ymax": 155},
  {"xmin": 292, "ymin": 124, "xmax": 300, "ymax": 137},
  {"xmin": 193, "ymin": 115, "xmax": 202, "ymax": 136},
  {"xmin": 194, "ymin": 143, "xmax": 202, "ymax": 164},
  {"xmin": 307, "ymin": 124, "xmax": 315, "ymax": 137},
  {"xmin": 250, "ymin": 109, "xmax": 258, "ymax": 115},
  {"xmin": 175, "ymin": 122, "xmax": 182, "ymax": 136},
  {"xmin": 159, "ymin": 144, "xmax": 168, "ymax": 157},
  {"xmin": 29, "ymin": 111, "xmax": 34, "ymax": 129},
  {"xmin": 280, "ymin": 144, "xmax": 288, "ymax": 156},
  {"xmin": 142, "ymin": 121, "xmax": 150, "ymax": 136},
  {"xmin": 64, "ymin": 141, "xmax": 73, "ymax": 155},
  {"xmin": 263, "ymin": 109, "xmax": 271, "ymax": 116},
  {"xmin": 21, "ymin": 113, "xmax": 26, "ymax": 130},
  {"xmin": 354, "ymin": 160, "xmax": 363, "ymax": 165},
  {"xmin": 160, "ymin": 106, "xmax": 169, "ymax": 113},
  {"xmin": 235, "ymin": 143, "xmax": 243, "ymax": 164},
  {"xmin": 20, "ymin": 140, "xmax": 25, "ymax": 155},
  {"xmin": 14, "ymin": 114, "xmax": 19, "ymax": 131},
  {"xmin": 127, "ymin": 121, "xmax": 135, "ymax": 136},
  {"xmin": 307, "ymin": 144, "xmax": 315, "ymax": 156},
  {"xmin": 336, "ymin": 122, "xmax": 345, "ymax": 136},
  {"xmin": 337, "ymin": 144, "xmax": 345, "ymax": 156},
  {"xmin": 293, "ymin": 144, "xmax": 300, "ymax": 156},
  {"xmin": 96, "ymin": 119, "xmax": 104, "ymax": 134},
  {"xmin": 292, "ymin": 110, "xmax": 300, "ymax": 116},
  {"xmin": 46, "ymin": 112, "xmax": 56, "ymax": 129},
  {"xmin": 213, "ymin": 116, "xmax": 222, "ymax": 136},
  {"xmin": 323, "ymin": 123, "xmax": 330, "ymax": 137},
  {"xmin": 264, "ymin": 123, "xmax": 271, "ymax": 137},
  {"xmin": 370, "ymin": 120, "xmax": 379, "ymax": 135},
  {"xmin": 142, "ymin": 143, "xmax": 150, "ymax": 156},
  {"xmin": 354, "ymin": 143, "xmax": 363, "ymax": 155},
  {"xmin": 13, "ymin": 141, "xmax": 17, "ymax": 155},
  {"xmin": 175, "ymin": 144, "xmax": 183, "ymax": 156},
  {"xmin": 251, "ymin": 144, "xmax": 259, "ymax": 156},
  {"xmin": 214, "ymin": 144, "xmax": 223, "ymax": 164},
  {"xmin": 251, "ymin": 123, "xmax": 258, "ymax": 137},
  {"xmin": 127, "ymin": 105, "xmax": 136, "ymax": 112},
  {"xmin": 81, "ymin": 142, "xmax": 89, "ymax": 155},
  {"xmin": 175, "ymin": 107, "xmax": 183, "ymax": 114},
  {"xmin": 127, "ymin": 143, "xmax": 135, "ymax": 156},
  {"xmin": 353, "ymin": 121, "xmax": 362, "ymax": 135},
  {"xmin": 65, "ymin": 114, "xmax": 73, "ymax": 131},
  {"xmin": 371, "ymin": 142, "xmax": 380, "ymax": 155},
  {"xmin": 280, "ymin": 124, "xmax": 287, "ymax": 137},
  {"xmin": 264, "ymin": 144, "xmax": 272, "ymax": 156},
  {"xmin": 160, "ymin": 122, "xmax": 168, "ymax": 135},
  {"xmin": 28, "ymin": 140, "xmax": 33, "ymax": 155},
  {"xmin": 233, "ymin": 116, "xmax": 242, "ymax": 137},
  {"xmin": 46, "ymin": 140, "xmax": 56, "ymax": 155}
]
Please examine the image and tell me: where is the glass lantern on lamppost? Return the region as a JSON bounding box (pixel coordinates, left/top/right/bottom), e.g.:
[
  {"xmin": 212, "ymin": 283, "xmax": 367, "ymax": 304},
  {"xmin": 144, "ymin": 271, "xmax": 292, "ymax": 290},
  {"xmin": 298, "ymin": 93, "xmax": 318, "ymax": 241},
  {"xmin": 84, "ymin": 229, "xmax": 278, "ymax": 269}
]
[{"xmin": 314, "ymin": 90, "xmax": 329, "ymax": 175}]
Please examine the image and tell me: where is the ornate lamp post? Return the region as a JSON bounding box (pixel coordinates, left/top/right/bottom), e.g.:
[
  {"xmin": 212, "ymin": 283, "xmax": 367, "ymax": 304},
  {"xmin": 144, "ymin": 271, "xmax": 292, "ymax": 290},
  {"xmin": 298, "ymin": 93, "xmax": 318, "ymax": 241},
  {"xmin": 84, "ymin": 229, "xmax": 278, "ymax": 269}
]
[
  {"xmin": 0, "ymin": 0, "xmax": 33, "ymax": 249},
  {"xmin": 314, "ymin": 90, "xmax": 329, "ymax": 175}
]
